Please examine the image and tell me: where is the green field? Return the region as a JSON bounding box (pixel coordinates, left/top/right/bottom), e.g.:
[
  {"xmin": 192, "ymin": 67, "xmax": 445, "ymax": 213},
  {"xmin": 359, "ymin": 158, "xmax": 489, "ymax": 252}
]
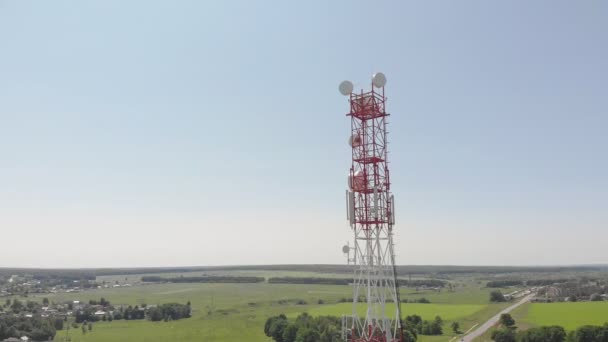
[
  {"xmin": 50, "ymin": 282, "xmax": 350, "ymax": 342},
  {"xmin": 12, "ymin": 271, "xmax": 594, "ymax": 342},
  {"xmin": 304, "ymin": 303, "xmax": 484, "ymax": 321},
  {"xmin": 512, "ymin": 302, "xmax": 608, "ymax": 331},
  {"xmin": 35, "ymin": 275, "xmax": 512, "ymax": 342}
]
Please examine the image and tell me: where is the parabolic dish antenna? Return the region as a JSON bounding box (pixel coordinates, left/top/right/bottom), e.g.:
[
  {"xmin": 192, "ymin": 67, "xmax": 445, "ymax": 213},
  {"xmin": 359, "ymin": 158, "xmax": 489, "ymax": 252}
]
[
  {"xmin": 342, "ymin": 245, "xmax": 350, "ymax": 254},
  {"xmin": 372, "ymin": 72, "xmax": 387, "ymax": 88},
  {"xmin": 339, "ymin": 80, "xmax": 354, "ymax": 96}
]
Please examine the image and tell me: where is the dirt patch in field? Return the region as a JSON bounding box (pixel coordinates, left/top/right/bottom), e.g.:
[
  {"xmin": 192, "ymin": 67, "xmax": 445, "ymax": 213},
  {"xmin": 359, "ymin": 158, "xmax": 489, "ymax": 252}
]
[{"xmin": 155, "ymin": 288, "xmax": 197, "ymax": 295}]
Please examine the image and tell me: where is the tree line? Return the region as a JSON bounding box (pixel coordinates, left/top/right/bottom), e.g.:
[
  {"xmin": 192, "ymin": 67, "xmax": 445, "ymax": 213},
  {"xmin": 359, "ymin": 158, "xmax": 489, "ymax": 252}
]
[
  {"xmin": 141, "ymin": 275, "xmax": 264, "ymax": 283},
  {"xmin": 267, "ymin": 277, "xmax": 446, "ymax": 287},
  {"xmin": 0, "ymin": 316, "xmax": 57, "ymax": 341},
  {"xmin": 147, "ymin": 303, "xmax": 191, "ymax": 322},
  {"xmin": 264, "ymin": 313, "xmax": 421, "ymax": 342},
  {"xmin": 492, "ymin": 313, "xmax": 608, "ymax": 342},
  {"xmin": 487, "ymin": 279, "xmax": 570, "ymax": 288},
  {"xmin": 140, "ymin": 275, "xmax": 446, "ymax": 287},
  {"xmin": 494, "ymin": 324, "xmax": 608, "ymax": 342},
  {"xmin": 400, "ymin": 279, "xmax": 446, "ymax": 288}
]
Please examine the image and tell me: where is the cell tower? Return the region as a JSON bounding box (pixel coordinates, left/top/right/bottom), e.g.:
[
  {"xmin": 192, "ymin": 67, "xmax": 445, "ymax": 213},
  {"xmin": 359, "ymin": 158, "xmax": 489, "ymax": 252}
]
[{"xmin": 340, "ymin": 73, "xmax": 403, "ymax": 342}]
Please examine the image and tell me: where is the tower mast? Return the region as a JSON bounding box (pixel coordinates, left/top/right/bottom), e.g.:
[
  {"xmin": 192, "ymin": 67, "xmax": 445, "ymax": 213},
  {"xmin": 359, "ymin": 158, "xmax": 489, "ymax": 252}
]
[{"xmin": 341, "ymin": 73, "xmax": 403, "ymax": 342}]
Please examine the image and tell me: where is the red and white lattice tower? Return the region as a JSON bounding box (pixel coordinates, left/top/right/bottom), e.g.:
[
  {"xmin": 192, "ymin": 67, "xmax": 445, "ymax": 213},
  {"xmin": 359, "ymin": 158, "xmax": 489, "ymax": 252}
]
[{"xmin": 340, "ymin": 73, "xmax": 403, "ymax": 342}]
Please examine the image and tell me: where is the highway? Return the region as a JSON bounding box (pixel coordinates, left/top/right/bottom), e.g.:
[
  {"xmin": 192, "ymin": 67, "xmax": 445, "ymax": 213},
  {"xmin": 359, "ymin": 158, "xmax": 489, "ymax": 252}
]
[{"xmin": 459, "ymin": 293, "xmax": 534, "ymax": 342}]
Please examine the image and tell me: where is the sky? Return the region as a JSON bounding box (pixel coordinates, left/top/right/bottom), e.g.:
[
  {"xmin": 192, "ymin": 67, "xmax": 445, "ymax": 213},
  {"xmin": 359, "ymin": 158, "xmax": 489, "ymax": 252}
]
[{"xmin": 0, "ymin": 1, "xmax": 606, "ymax": 268}]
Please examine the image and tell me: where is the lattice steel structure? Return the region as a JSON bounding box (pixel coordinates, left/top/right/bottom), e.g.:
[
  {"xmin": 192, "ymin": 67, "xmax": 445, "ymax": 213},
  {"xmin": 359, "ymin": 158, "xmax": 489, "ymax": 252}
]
[{"xmin": 341, "ymin": 74, "xmax": 403, "ymax": 342}]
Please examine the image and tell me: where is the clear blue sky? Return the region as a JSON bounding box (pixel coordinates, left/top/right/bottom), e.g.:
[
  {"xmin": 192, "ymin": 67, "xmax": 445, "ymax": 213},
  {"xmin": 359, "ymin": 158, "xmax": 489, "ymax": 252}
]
[{"xmin": 1, "ymin": 1, "xmax": 606, "ymax": 267}]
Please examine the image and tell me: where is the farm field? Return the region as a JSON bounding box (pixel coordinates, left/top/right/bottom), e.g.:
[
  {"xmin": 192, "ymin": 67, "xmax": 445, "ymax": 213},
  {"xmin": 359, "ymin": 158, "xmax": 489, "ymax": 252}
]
[
  {"xmin": 512, "ymin": 302, "xmax": 608, "ymax": 331},
  {"xmin": 32, "ymin": 273, "xmax": 513, "ymax": 342},
  {"xmin": 50, "ymin": 282, "xmax": 349, "ymax": 342}
]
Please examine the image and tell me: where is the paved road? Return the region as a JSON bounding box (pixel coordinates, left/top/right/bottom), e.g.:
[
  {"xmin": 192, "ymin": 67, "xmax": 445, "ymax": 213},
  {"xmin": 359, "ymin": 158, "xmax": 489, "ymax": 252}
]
[{"xmin": 460, "ymin": 294, "xmax": 534, "ymax": 342}]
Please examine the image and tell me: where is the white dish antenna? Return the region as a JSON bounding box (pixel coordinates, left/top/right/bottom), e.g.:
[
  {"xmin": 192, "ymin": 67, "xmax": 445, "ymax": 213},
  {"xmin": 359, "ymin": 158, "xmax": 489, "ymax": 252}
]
[
  {"xmin": 348, "ymin": 170, "xmax": 366, "ymax": 192},
  {"xmin": 348, "ymin": 134, "xmax": 362, "ymax": 147},
  {"xmin": 372, "ymin": 72, "xmax": 386, "ymax": 88},
  {"xmin": 339, "ymin": 80, "xmax": 354, "ymax": 96},
  {"xmin": 342, "ymin": 245, "xmax": 350, "ymax": 254}
]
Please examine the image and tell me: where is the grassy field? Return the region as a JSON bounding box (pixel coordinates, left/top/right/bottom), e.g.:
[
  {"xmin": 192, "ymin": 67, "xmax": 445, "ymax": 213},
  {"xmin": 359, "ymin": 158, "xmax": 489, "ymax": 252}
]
[
  {"xmin": 37, "ymin": 273, "xmax": 519, "ymax": 342},
  {"xmin": 512, "ymin": 302, "xmax": 608, "ymax": 331},
  {"xmin": 472, "ymin": 301, "xmax": 608, "ymax": 341},
  {"xmin": 18, "ymin": 273, "xmax": 597, "ymax": 342},
  {"xmin": 399, "ymin": 286, "xmax": 516, "ymax": 305},
  {"xmin": 50, "ymin": 282, "xmax": 351, "ymax": 342},
  {"xmin": 304, "ymin": 303, "xmax": 484, "ymax": 321}
]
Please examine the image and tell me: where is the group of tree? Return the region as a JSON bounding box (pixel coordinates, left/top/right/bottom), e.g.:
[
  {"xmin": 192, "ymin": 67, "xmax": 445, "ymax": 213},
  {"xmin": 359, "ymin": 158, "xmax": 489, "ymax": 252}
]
[
  {"xmin": 0, "ymin": 315, "xmax": 57, "ymax": 341},
  {"xmin": 491, "ymin": 314, "xmax": 518, "ymax": 342},
  {"xmin": 147, "ymin": 303, "xmax": 191, "ymax": 322},
  {"xmin": 118, "ymin": 305, "xmax": 146, "ymax": 320},
  {"xmin": 75, "ymin": 304, "xmax": 144, "ymax": 323},
  {"xmin": 141, "ymin": 275, "xmax": 264, "ymax": 283},
  {"xmin": 88, "ymin": 297, "xmax": 111, "ymax": 306},
  {"xmin": 491, "ymin": 313, "xmax": 608, "ymax": 342},
  {"xmin": 565, "ymin": 324, "xmax": 608, "ymax": 341},
  {"xmin": 75, "ymin": 307, "xmax": 107, "ymax": 323},
  {"xmin": 517, "ymin": 326, "xmax": 567, "ymax": 342},
  {"xmin": 402, "ymin": 298, "xmax": 431, "ymax": 304},
  {"xmin": 490, "ymin": 291, "xmax": 507, "ymax": 302},
  {"xmin": 264, "ymin": 313, "xmax": 342, "ymax": 342},
  {"xmin": 404, "ymin": 315, "xmax": 443, "ymax": 336},
  {"xmin": 3, "ymin": 299, "xmax": 43, "ymax": 314},
  {"xmin": 72, "ymin": 299, "xmax": 191, "ymax": 323}
]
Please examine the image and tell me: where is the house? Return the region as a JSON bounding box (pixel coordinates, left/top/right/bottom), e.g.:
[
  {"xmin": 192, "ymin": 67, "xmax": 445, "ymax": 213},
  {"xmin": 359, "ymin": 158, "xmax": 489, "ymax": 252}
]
[
  {"xmin": 94, "ymin": 310, "xmax": 106, "ymax": 317},
  {"xmin": 72, "ymin": 300, "xmax": 83, "ymax": 310},
  {"xmin": 2, "ymin": 338, "xmax": 21, "ymax": 342}
]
